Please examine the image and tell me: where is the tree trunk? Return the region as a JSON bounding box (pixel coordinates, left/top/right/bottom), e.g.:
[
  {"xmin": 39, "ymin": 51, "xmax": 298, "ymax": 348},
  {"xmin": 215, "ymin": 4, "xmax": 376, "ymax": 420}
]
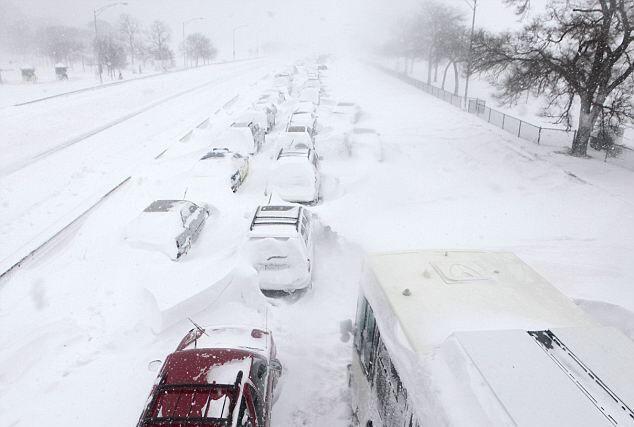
[
  {"xmin": 441, "ymin": 61, "xmax": 451, "ymax": 90},
  {"xmin": 452, "ymin": 61, "xmax": 459, "ymax": 95},
  {"xmin": 427, "ymin": 46, "xmax": 433, "ymax": 85},
  {"xmin": 129, "ymin": 35, "xmax": 135, "ymax": 65},
  {"xmin": 571, "ymin": 99, "xmax": 599, "ymax": 157},
  {"xmin": 433, "ymin": 60, "xmax": 438, "ymax": 82}
]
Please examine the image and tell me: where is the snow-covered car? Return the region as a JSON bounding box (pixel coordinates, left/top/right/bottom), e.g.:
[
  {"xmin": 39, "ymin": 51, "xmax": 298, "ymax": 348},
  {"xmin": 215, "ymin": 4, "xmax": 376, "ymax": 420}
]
[
  {"xmin": 299, "ymin": 87, "xmax": 320, "ymax": 105},
  {"xmin": 183, "ymin": 148, "xmax": 249, "ymax": 203},
  {"xmin": 228, "ymin": 120, "xmax": 265, "ymax": 153},
  {"xmin": 254, "ymin": 99, "xmax": 277, "ymax": 129},
  {"xmin": 268, "ymin": 148, "xmax": 320, "ymax": 204},
  {"xmin": 287, "ymin": 112, "xmax": 317, "ymax": 137},
  {"xmin": 238, "ymin": 109, "xmax": 273, "ymax": 134},
  {"xmin": 332, "ymin": 102, "xmax": 361, "ymax": 123},
  {"xmin": 124, "ymin": 200, "xmax": 209, "ymax": 260},
  {"xmin": 244, "ymin": 205, "xmax": 314, "ymax": 294},
  {"xmin": 350, "ymin": 128, "xmax": 384, "ymax": 161},
  {"xmin": 137, "ymin": 325, "xmax": 282, "ymax": 427},
  {"xmin": 273, "ymin": 73, "xmax": 292, "ymax": 93},
  {"xmin": 276, "ymin": 131, "xmax": 315, "ymax": 152},
  {"xmin": 294, "ymin": 101, "xmax": 317, "ymax": 115}
]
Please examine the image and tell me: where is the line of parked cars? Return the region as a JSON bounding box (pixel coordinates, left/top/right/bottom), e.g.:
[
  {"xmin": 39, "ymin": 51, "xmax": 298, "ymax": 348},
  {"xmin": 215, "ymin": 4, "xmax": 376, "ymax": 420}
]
[{"xmin": 135, "ymin": 59, "xmax": 341, "ymax": 427}]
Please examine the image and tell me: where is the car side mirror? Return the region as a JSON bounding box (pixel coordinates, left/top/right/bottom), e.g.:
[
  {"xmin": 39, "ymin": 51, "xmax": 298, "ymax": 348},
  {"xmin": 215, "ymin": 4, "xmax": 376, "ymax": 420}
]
[
  {"xmin": 270, "ymin": 359, "xmax": 283, "ymax": 374},
  {"xmin": 148, "ymin": 359, "xmax": 163, "ymax": 372}
]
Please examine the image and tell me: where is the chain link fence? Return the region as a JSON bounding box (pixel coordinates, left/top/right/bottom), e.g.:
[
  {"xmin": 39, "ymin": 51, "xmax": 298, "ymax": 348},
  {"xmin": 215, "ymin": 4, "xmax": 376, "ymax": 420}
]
[
  {"xmin": 375, "ymin": 63, "xmax": 634, "ymax": 167},
  {"xmin": 376, "ymin": 64, "xmax": 576, "ymax": 149}
]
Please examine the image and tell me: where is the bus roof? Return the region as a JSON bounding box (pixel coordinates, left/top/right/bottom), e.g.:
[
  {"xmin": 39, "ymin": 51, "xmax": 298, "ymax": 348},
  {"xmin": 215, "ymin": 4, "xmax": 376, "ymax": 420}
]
[
  {"xmin": 364, "ymin": 250, "xmax": 595, "ymax": 354},
  {"xmin": 362, "ymin": 250, "xmax": 634, "ymax": 425}
]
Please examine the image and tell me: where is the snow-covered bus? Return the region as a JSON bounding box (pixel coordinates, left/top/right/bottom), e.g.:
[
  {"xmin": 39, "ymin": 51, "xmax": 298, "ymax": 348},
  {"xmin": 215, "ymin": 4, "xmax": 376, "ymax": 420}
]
[{"xmin": 350, "ymin": 250, "xmax": 634, "ymax": 426}]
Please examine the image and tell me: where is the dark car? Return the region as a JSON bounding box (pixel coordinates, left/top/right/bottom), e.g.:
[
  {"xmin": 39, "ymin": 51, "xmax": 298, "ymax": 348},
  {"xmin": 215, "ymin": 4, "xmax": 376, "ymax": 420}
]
[{"xmin": 138, "ymin": 325, "xmax": 282, "ymax": 427}]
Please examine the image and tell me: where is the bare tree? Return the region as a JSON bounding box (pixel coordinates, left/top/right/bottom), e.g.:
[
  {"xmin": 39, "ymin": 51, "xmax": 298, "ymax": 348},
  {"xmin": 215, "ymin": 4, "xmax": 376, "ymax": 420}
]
[
  {"xmin": 95, "ymin": 34, "xmax": 126, "ymax": 79},
  {"xmin": 437, "ymin": 25, "xmax": 469, "ymax": 95},
  {"xmin": 118, "ymin": 13, "xmax": 140, "ymax": 65},
  {"xmin": 473, "ymin": 0, "xmax": 634, "ymax": 157},
  {"xmin": 182, "ymin": 33, "xmax": 217, "ymax": 66},
  {"xmin": 147, "ymin": 20, "xmax": 173, "ymax": 68},
  {"xmin": 406, "ymin": 1, "xmax": 464, "ymax": 85},
  {"xmin": 37, "ymin": 25, "xmax": 87, "ymax": 65}
]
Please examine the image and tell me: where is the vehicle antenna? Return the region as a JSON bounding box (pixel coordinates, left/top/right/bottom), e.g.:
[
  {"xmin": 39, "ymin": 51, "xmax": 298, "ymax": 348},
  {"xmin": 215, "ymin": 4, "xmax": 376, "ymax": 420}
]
[{"xmin": 188, "ymin": 317, "xmax": 209, "ymax": 336}]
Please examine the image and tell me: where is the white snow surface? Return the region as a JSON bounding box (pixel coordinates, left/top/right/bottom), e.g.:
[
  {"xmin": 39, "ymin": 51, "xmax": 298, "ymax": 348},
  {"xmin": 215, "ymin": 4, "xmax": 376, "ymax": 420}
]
[{"xmin": 0, "ymin": 57, "xmax": 633, "ymax": 426}]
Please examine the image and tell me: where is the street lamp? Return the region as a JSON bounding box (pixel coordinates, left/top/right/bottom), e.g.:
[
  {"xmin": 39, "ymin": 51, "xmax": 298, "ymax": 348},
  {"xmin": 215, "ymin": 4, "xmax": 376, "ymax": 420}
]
[
  {"xmin": 93, "ymin": 2, "xmax": 128, "ymax": 84},
  {"xmin": 232, "ymin": 25, "xmax": 248, "ymax": 61},
  {"xmin": 182, "ymin": 17, "xmax": 205, "ymax": 68},
  {"xmin": 462, "ymin": 0, "xmax": 477, "ymax": 109}
]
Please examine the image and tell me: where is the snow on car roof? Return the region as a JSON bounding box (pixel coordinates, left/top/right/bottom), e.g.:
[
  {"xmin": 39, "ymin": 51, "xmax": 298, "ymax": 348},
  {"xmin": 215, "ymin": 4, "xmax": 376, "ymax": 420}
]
[
  {"xmin": 364, "ymin": 250, "xmax": 595, "ymax": 355},
  {"xmin": 144, "ymin": 200, "xmax": 190, "ymax": 212}
]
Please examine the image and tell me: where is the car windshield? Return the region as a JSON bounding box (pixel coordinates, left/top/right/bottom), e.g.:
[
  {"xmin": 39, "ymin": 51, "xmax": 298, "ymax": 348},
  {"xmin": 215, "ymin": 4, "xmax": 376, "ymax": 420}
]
[
  {"xmin": 201, "ymin": 150, "xmax": 228, "ymax": 159},
  {"xmin": 287, "ymin": 126, "xmax": 307, "ymax": 133},
  {"xmin": 144, "ymin": 200, "xmax": 180, "ymax": 212},
  {"xmin": 144, "ymin": 384, "xmax": 238, "ymax": 424}
]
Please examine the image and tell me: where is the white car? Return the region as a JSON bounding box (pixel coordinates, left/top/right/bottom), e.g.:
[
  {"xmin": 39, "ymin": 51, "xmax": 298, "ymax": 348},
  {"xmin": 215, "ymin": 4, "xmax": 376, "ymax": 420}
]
[
  {"xmin": 244, "ymin": 205, "xmax": 314, "ymax": 295},
  {"xmin": 332, "ymin": 101, "xmax": 361, "ymax": 123},
  {"xmin": 268, "ymin": 148, "xmax": 320, "ymax": 204},
  {"xmin": 237, "ymin": 109, "xmax": 272, "ymax": 134},
  {"xmin": 350, "ymin": 128, "xmax": 384, "ymax": 161},
  {"xmin": 124, "ymin": 200, "xmax": 209, "ymax": 260},
  {"xmin": 215, "ymin": 124, "xmax": 260, "ymax": 155},
  {"xmin": 299, "ymin": 87, "xmax": 320, "ymax": 105},
  {"xmin": 294, "ymin": 101, "xmax": 317, "ymax": 115},
  {"xmin": 276, "ymin": 131, "xmax": 314, "ymax": 152},
  {"xmin": 183, "ymin": 148, "xmax": 249, "ymax": 204},
  {"xmin": 287, "ymin": 112, "xmax": 317, "ymax": 137}
]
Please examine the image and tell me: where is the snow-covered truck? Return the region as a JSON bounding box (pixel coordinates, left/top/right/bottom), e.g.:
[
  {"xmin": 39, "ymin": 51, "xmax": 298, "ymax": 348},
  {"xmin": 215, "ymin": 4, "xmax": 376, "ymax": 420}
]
[{"xmin": 350, "ymin": 250, "xmax": 634, "ymax": 427}]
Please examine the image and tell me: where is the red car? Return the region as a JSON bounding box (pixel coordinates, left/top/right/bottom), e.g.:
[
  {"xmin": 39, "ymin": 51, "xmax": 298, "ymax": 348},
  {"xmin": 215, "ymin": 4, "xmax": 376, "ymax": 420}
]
[{"xmin": 137, "ymin": 325, "xmax": 282, "ymax": 427}]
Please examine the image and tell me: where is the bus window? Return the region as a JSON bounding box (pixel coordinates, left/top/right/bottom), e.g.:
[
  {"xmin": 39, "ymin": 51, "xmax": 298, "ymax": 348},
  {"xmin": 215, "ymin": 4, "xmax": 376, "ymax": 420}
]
[
  {"xmin": 360, "ymin": 303, "xmax": 378, "ymax": 378},
  {"xmin": 354, "ymin": 297, "xmax": 367, "ymax": 351}
]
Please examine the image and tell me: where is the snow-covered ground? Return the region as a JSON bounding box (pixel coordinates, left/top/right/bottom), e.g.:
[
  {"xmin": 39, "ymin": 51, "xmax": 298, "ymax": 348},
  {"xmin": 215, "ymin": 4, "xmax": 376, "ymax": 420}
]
[{"xmin": 1, "ymin": 58, "xmax": 633, "ymax": 426}]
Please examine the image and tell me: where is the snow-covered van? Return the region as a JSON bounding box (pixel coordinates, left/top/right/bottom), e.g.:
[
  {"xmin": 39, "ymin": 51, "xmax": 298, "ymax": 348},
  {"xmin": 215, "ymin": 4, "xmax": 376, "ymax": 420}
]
[
  {"xmin": 243, "ymin": 205, "xmax": 313, "ymax": 295},
  {"xmin": 268, "ymin": 148, "xmax": 320, "ymax": 204},
  {"xmin": 137, "ymin": 325, "xmax": 282, "ymax": 427},
  {"xmin": 351, "ymin": 250, "xmax": 634, "ymax": 426}
]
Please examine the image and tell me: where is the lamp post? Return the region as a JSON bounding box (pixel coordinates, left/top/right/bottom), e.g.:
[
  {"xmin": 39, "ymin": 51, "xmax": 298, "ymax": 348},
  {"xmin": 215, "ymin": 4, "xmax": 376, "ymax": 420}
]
[
  {"xmin": 232, "ymin": 25, "xmax": 248, "ymax": 61},
  {"xmin": 94, "ymin": 2, "xmax": 127, "ymax": 84},
  {"xmin": 462, "ymin": 0, "xmax": 477, "ymax": 109},
  {"xmin": 182, "ymin": 17, "xmax": 205, "ymax": 68}
]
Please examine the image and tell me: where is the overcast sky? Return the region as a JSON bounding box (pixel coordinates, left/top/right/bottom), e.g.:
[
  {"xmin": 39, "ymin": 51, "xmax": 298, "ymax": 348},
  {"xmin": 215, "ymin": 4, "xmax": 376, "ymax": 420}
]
[{"xmin": 1, "ymin": 0, "xmax": 544, "ymax": 58}]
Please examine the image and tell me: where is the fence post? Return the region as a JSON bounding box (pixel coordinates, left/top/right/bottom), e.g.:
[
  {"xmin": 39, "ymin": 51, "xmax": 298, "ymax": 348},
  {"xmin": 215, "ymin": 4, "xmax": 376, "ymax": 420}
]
[
  {"xmin": 502, "ymin": 113, "xmax": 506, "ymax": 129},
  {"xmin": 537, "ymin": 127, "xmax": 542, "ymax": 145},
  {"xmin": 488, "ymin": 108, "xmax": 491, "ymax": 122},
  {"xmin": 518, "ymin": 120, "xmax": 522, "ymax": 138}
]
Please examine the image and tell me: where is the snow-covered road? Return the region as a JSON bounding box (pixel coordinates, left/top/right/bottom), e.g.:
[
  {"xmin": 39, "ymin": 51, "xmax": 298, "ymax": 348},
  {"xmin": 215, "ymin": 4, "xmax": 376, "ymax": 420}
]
[
  {"xmin": 1, "ymin": 58, "xmax": 633, "ymax": 426},
  {"xmin": 0, "ymin": 59, "xmax": 272, "ymax": 275}
]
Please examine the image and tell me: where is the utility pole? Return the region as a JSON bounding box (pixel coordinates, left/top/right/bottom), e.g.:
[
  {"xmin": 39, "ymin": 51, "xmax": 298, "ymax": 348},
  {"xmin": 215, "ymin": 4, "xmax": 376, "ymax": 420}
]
[
  {"xmin": 232, "ymin": 25, "xmax": 247, "ymax": 61},
  {"xmin": 93, "ymin": 2, "xmax": 128, "ymax": 84},
  {"xmin": 463, "ymin": 0, "xmax": 477, "ymax": 109}
]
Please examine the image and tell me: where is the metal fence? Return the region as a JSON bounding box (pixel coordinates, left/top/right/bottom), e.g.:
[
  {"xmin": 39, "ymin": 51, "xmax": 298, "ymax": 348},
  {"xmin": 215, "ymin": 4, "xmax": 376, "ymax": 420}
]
[
  {"xmin": 375, "ymin": 64, "xmax": 576, "ymax": 150},
  {"xmin": 467, "ymin": 99, "xmax": 575, "ymax": 148}
]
